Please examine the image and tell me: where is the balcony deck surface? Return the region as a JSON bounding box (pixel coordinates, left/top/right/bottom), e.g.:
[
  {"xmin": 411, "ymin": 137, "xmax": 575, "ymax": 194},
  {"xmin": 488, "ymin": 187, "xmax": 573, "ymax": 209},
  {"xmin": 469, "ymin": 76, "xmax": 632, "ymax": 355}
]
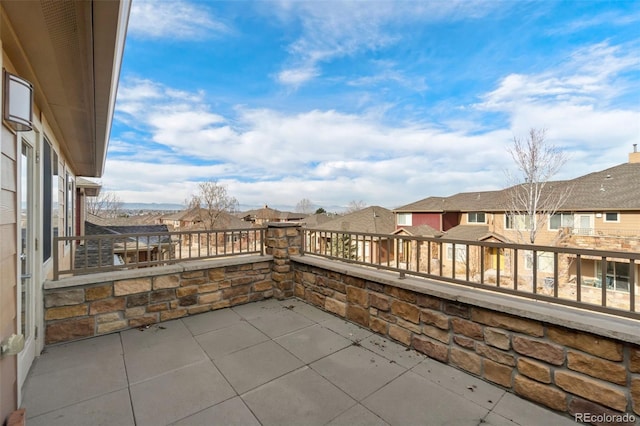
[{"xmin": 22, "ymin": 298, "xmax": 575, "ymax": 425}]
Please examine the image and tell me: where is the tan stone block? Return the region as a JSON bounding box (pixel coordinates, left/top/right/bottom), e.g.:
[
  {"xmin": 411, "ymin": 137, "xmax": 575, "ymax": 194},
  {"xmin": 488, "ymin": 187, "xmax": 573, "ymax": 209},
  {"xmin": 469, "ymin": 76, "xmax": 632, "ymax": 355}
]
[
  {"xmin": 114, "ymin": 278, "xmax": 151, "ymax": 296},
  {"xmin": 443, "ymin": 302, "xmax": 470, "ymax": 319},
  {"xmin": 199, "ymin": 292, "xmax": 222, "ymax": 304},
  {"xmin": 222, "ymin": 285, "xmax": 250, "ymax": 300},
  {"xmin": 385, "ymin": 286, "xmax": 416, "ymax": 303},
  {"xmin": 451, "ymin": 318, "xmax": 483, "ymax": 340},
  {"xmin": 176, "ymin": 286, "xmax": 198, "ymax": 298},
  {"xmin": 153, "ymin": 274, "xmax": 180, "ymax": 290},
  {"xmin": 294, "ymin": 283, "xmax": 305, "ymax": 298},
  {"xmin": 412, "ymin": 335, "xmax": 449, "ymax": 363},
  {"xmin": 450, "ymin": 347, "xmax": 481, "ymax": 375},
  {"xmin": 632, "ymin": 377, "xmax": 640, "ymax": 416},
  {"xmin": 345, "ymin": 276, "xmax": 365, "ymax": 289},
  {"xmin": 147, "ymin": 303, "xmax": 169, "ymax": 312},
  {"xmin": 454, "ymin": 335, "xmax": 475, "ymax": 350},
  {"xmin": 198, "ymin": 282, "xmax": 220, "ymax": 293},
  {"xmin": 125, "ymin": 307, "xmax": 146, "ymax": 318},
  {"xmin": 307, "ymin": 290, "xmax": 326, "ymax": 307},
  {"xmin": 555, "ymin": 371, "xmax": 627, "ymax": 411},
  {"xmin": 45, "ymin": 317, "xmax": 94, "ymax": 344},
  {"xmin": 422, "ymin": 324, "xmax": 449, "ymax": 344},
  {"xmin": 253, "ymin": 280, "xmax": 272, "ymax": 292},
  {"xmin": 475, "ymin": 344, "xmax": 513, "ymax": 367},
  {"xmin": 97, "ymin": 320, "xmax": 128, "ymax": 334},
  {"xmin": 347, "ymin": 305, "xmax": 369, "ymax": 327},
  {"xmin": 170, "ymin": 300, "xmax": 179, "ymax": 309},
  {"xmin": 302, "ymin": 272, "xmax": 316, "ymax": 285},
  {"xmin": 129, "ymin": 316, "xmax": 158, "ymax": 328},
  {"xmin": 416, "ymin": 294, "xmax": 440, "ymax": 309},
  {"xmin": 89, "ymin": 298, "xmax": 126, "ymax": 315},
  {"xmin": 484, "ymin": 359, "xmax": 513, "ymax": 388},
  {"xmin": 388, "ymin": 324, "xmax": 412, "ymax": 346},
  {"xmin": 325, "ymin": 298, "xmax": 346, "ymax": 317},
  {"xmin": 513, "ymin": 375, "xmax": 567, "ymax": 411},
  {"xmin": 188, "ymin": 305, "xmax": 211, "ymax": 315},
  {"xmin": 567, "ymin": 350, "xmax": 626, "ymax": 385},
  {"xmin": 182, "ymin": 270, "xmax": 205, "ymax": 279},
  {"xmin": 160, "ymin": 309, "xmax": 188, "ymax": 321},
  {"xmin": 211, "ymin": 300, "xmax": 231, "ymax": 310},
  {"xmin": 326, "ymin": 278, "xmax": 346, "ymax": 294},
  {"xmin": 630, "ymin": 347, "xmax": 640, "ymax": 374},
  {"xmin": 370, "ymin": 317, "xmax": 388, "ymax": 335},
  {"xmin": 391, "ymin": 300, "xmax": 420, "ymax": 324},
  {"xmin": 484, "ymin": 328, "xmax": 510, "ymax": 350},
  {"xmin": 517, "ymin": 358, "xmax": 551, "ymax": 383},
  {"xmin": 181, "ymin": 277, "xmax": 208, "ymax": 287},
  {"xmin": 230, "ymin": 295, "xmax": 249, "ymax": 305},
  {"xmin": 45, "ymin": 289, "xmax": 85, "ymax": 307},
  {"xmin": 208, "ymin": 268, "xmax": 225, "ymax": 281},
  {"xmin": 421, "ymin": 308, "xmax": 449, "ymax": 330},
  {"xmin": 369, "ymin": 293, "xmax": 390, "ymax": 311},
  {"xmin": 397, "ymin": 318, "xmax": 421, "ymax": 334},
  {"xmin": 347, "ymin": 287, "xmax": 368, "ymax": 307},
  {"xmin": 96, "ymin": 312, "xmax": 121, "ymax": 324},
  {"xmin": 45, "ymin": 304, "xmax": 88, "ymax": 321},
  {"xmin": 471, "ymin": 308, "xmax": 543, "ymax": 337},
  {"xmin": 512, "ymin": 336, "xmax": 564, "ymax": 366},
  {"xmin": 85, "ymin": 285, "xmax": 112, "ymax": 301},
  {"xmin": 547, "ymin": 326, "xmax": 622, "ymax": 362}
]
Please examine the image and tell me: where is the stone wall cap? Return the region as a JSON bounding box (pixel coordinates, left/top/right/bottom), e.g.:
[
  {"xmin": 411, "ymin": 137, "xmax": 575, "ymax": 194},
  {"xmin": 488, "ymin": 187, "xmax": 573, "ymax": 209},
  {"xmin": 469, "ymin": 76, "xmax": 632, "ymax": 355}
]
[
  {"xmin": 46, "ymin": 255, "xmax": 273, "ymax": 290},
  {"xmin": 266, "ymin": 222, "xmax": 301, "ymax": 228},
  {"xmin": 292, "ymin": 255, "xmax": 640, "ymax": 345}
]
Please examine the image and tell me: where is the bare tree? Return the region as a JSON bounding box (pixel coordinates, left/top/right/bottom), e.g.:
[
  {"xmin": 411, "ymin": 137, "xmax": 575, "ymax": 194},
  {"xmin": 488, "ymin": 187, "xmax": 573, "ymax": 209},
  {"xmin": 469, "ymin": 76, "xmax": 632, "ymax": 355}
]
[
  {"xmin": 295, "ymin": 198, "xmax": 314, "ymax": 214},
  {"xmin": 345, "ymin": 200, "xmax": 367, "ymax": 213},
  {"xmin": 505, "ymin": 128, "xmax": 571, "ymax": 243},
  {"xmin": 188, "ymin": 181, "xmax": 239, "ymax": 230},
  {"xmin": 87, "ymin": 191, "xmax": 123, "ymax": 218}
]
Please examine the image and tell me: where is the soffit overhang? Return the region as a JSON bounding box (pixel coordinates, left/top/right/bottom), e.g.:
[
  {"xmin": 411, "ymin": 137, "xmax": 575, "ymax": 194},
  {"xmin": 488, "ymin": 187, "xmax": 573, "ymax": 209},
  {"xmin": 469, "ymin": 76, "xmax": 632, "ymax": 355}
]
[{"xmin": 1, "ymin": 0, "xmax": 130, "ymax": 177}]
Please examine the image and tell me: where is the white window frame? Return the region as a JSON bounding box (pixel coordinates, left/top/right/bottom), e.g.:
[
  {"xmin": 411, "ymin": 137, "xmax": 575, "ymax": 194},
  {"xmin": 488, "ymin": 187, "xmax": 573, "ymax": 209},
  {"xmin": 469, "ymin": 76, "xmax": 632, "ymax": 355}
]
[
  {"xmin": 467, "ymin": 212, "xmax": 486, "ymax": 224},
  {"xmin": 505, "ymin": 214, "xmax": 532, "ymax": 230},
  {"xmin": 548, "ymin": 213, "xmax": 574, "ymax": 230},
  {"xmin": 524, "ymin": 251, "xmax": 554, "ymax": 272},
  {"xmin": 397, "ymin": 213, "xmax": 412, "ymax": 226},
  {"xmin": 603, "ymin": 212, "xmax": 620, "ymax": 223}
]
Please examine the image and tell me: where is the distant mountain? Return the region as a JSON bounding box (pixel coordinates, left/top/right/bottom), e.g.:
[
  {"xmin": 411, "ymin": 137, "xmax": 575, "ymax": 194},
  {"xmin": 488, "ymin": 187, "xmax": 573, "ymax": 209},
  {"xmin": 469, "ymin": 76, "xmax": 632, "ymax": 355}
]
[{"xmin": 122, "ymin": 202, "xmax": 184, "ymax": 211}]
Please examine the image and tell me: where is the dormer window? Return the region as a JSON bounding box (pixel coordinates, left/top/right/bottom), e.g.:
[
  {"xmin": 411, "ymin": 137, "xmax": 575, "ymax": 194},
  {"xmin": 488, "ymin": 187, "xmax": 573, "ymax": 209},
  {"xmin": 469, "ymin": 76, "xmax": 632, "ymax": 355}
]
[{"xmin": 467, "ymin": 212, "xmax": 486, "ymax": 223}]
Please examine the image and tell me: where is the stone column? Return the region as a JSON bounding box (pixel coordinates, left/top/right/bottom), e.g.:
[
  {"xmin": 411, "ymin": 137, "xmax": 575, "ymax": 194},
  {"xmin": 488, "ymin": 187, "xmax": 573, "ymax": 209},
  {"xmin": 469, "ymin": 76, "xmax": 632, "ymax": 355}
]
[{"xmin": 265, "ymin": 223, "xmax": 301, "ymax": 299}]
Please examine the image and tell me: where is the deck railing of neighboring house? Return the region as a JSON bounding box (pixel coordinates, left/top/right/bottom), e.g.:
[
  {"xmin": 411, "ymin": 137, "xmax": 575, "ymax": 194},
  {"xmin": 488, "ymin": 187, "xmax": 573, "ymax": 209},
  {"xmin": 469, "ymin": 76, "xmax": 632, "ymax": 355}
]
[
  {"xmin": 53, "ymin": 227, "xmax": 266, "ymax": 280},
  {"xmin": 302, "ymin": 228, "xmax": 640, "ymax": 320}
]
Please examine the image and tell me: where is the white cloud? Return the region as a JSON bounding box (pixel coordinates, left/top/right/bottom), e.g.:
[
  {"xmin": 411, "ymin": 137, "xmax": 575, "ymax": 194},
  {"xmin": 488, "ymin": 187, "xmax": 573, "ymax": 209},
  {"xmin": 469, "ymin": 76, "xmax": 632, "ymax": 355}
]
[
  {"xmin": 128, "ymin": 0, "xmax": 229, "ymax": 40},
  {"xmin": 108, "ymin": 39, "xmax": 639, "ymax": 211},
  {"xmin": 271, "ymin": 1, "xmax": 507, "ymax": 87}
]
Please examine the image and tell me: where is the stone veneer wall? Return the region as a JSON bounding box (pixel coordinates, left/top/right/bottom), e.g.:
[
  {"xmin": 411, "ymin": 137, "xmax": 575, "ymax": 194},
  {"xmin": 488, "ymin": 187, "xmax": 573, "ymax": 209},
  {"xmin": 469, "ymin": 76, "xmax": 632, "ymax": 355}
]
[
  {"xmin": 43, "ymin": 256, "xmax": 274, "ymax": 344},
  {"xmin": 292, "ymin": 256, "xmax": 640, "ymax": 422}
]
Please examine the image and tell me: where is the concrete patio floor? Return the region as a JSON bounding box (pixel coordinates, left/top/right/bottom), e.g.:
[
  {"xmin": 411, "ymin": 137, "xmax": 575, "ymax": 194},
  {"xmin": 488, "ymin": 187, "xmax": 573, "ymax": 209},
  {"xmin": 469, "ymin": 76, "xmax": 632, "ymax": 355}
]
[{"xmin": 22, "ymin": 298, "xmax": 576, "ymax": 426}]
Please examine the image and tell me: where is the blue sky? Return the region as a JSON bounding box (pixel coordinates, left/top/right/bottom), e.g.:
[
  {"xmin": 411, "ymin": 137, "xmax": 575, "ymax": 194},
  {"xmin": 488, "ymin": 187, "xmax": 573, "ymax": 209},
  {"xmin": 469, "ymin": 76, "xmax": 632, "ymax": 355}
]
[{"xmin": 103, "ymin": 0, "xmax": 640, "ymax": 212}]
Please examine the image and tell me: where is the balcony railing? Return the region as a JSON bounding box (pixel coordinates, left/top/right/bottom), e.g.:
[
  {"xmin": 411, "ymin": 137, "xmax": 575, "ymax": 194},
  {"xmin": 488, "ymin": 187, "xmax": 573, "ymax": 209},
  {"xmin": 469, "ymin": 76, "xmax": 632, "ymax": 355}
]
[
  {"xmin": 54, "ymin": 227, "xmax": 265, "ymax": 280},
  {"xmin": 302, "ymin": 228, "xmax": 640, "ymax": 320}
]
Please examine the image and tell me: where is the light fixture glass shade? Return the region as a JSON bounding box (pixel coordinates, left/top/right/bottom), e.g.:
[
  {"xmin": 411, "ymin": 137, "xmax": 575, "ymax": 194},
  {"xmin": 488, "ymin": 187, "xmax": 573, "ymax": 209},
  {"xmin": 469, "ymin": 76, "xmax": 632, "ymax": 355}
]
[{"xmin": 3, "ymin": 70, "xmax": 33, "ymax": 132}]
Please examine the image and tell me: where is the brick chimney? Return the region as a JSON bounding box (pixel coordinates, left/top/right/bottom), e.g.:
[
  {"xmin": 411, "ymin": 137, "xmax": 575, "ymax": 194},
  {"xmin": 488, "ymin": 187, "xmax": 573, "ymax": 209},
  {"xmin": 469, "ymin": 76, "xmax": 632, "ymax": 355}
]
[{"xmin": 630, "ymin": 144, "xmax": 640, "ymax": 164}]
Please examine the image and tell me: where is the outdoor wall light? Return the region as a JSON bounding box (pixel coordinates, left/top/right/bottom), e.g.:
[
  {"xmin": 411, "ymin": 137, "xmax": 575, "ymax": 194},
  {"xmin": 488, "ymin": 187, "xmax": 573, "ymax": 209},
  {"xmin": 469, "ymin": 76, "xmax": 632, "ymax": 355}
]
[{"xmin": 3, "ymin": 69, "xmax": 33, "ymax": 132}]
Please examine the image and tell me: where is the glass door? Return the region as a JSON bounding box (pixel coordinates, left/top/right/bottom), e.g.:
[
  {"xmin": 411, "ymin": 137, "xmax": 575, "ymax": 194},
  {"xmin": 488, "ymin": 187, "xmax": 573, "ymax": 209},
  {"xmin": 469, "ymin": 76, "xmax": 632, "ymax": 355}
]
[{"xmin": 18, "ymin": 138, "xmax": 36, "ymax": 392}]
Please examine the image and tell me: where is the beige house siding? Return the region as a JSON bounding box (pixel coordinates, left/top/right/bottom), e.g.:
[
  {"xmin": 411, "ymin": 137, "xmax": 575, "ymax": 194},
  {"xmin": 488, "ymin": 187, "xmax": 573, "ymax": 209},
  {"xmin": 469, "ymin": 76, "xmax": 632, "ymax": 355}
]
[{"xmin": 0, "ymin": 124, "xmax": 18, "ymax": 420}]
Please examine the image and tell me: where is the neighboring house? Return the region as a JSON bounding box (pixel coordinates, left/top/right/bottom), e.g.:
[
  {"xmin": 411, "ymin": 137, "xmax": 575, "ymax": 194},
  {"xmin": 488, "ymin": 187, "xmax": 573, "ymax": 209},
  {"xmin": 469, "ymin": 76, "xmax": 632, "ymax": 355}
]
[
  {"xmin": 393, "ymin": 150, "xmax": 640, "ymax": 295},
  {"xmin": 301, "ymin": 212, "xmax": 337, "ymax": 228},
  {"xmin": 0, "ymin": 1, "xmax": 129, "ymax": 421},
  {"xmin": 310, "ymin": 206, "xmax": 395, "ymax": 263},
  {"xmin": 75, "ymin": 222, "xmax": 173, "ymax": 271},
  {"xmin": 240, "ymin": 205, "xmax": 307, "ymax": 225},
  {"xmin": 160, "ymin": 207, "xmax": 250, "ymax": 230}
]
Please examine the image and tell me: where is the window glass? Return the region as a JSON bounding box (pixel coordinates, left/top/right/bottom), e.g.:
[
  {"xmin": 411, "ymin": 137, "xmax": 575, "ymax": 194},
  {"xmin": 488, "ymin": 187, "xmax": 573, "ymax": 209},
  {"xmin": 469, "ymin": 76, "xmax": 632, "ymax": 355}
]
[
  {"xmin": 397, "ymin": 213, "xmax": 412, "ymax": 226},
  {"xmin": 468, "ymin": 212, "xmax": 485, "ymax": 223},
  {"xmin": 446, "ymin": 243, "xmax": 467, "ymax": 261},
  {"xmin": 604, "ymin": 212, "xmax": 619, "ymax": 222},
  {"xmin": 549, "ymin": 213, "xmax": 574, "ymax": 230}
]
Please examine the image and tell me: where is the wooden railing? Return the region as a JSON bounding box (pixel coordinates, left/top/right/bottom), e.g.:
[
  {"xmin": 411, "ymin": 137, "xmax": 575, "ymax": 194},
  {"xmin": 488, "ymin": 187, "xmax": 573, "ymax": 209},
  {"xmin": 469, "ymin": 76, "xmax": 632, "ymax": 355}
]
[
  {"xmin": 53, "ymin": 227, "xmax": 265, "ymax": 279},
  {"xmin": 302, "ymin": 228, "xmax": 640, "ymax": 320}
]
